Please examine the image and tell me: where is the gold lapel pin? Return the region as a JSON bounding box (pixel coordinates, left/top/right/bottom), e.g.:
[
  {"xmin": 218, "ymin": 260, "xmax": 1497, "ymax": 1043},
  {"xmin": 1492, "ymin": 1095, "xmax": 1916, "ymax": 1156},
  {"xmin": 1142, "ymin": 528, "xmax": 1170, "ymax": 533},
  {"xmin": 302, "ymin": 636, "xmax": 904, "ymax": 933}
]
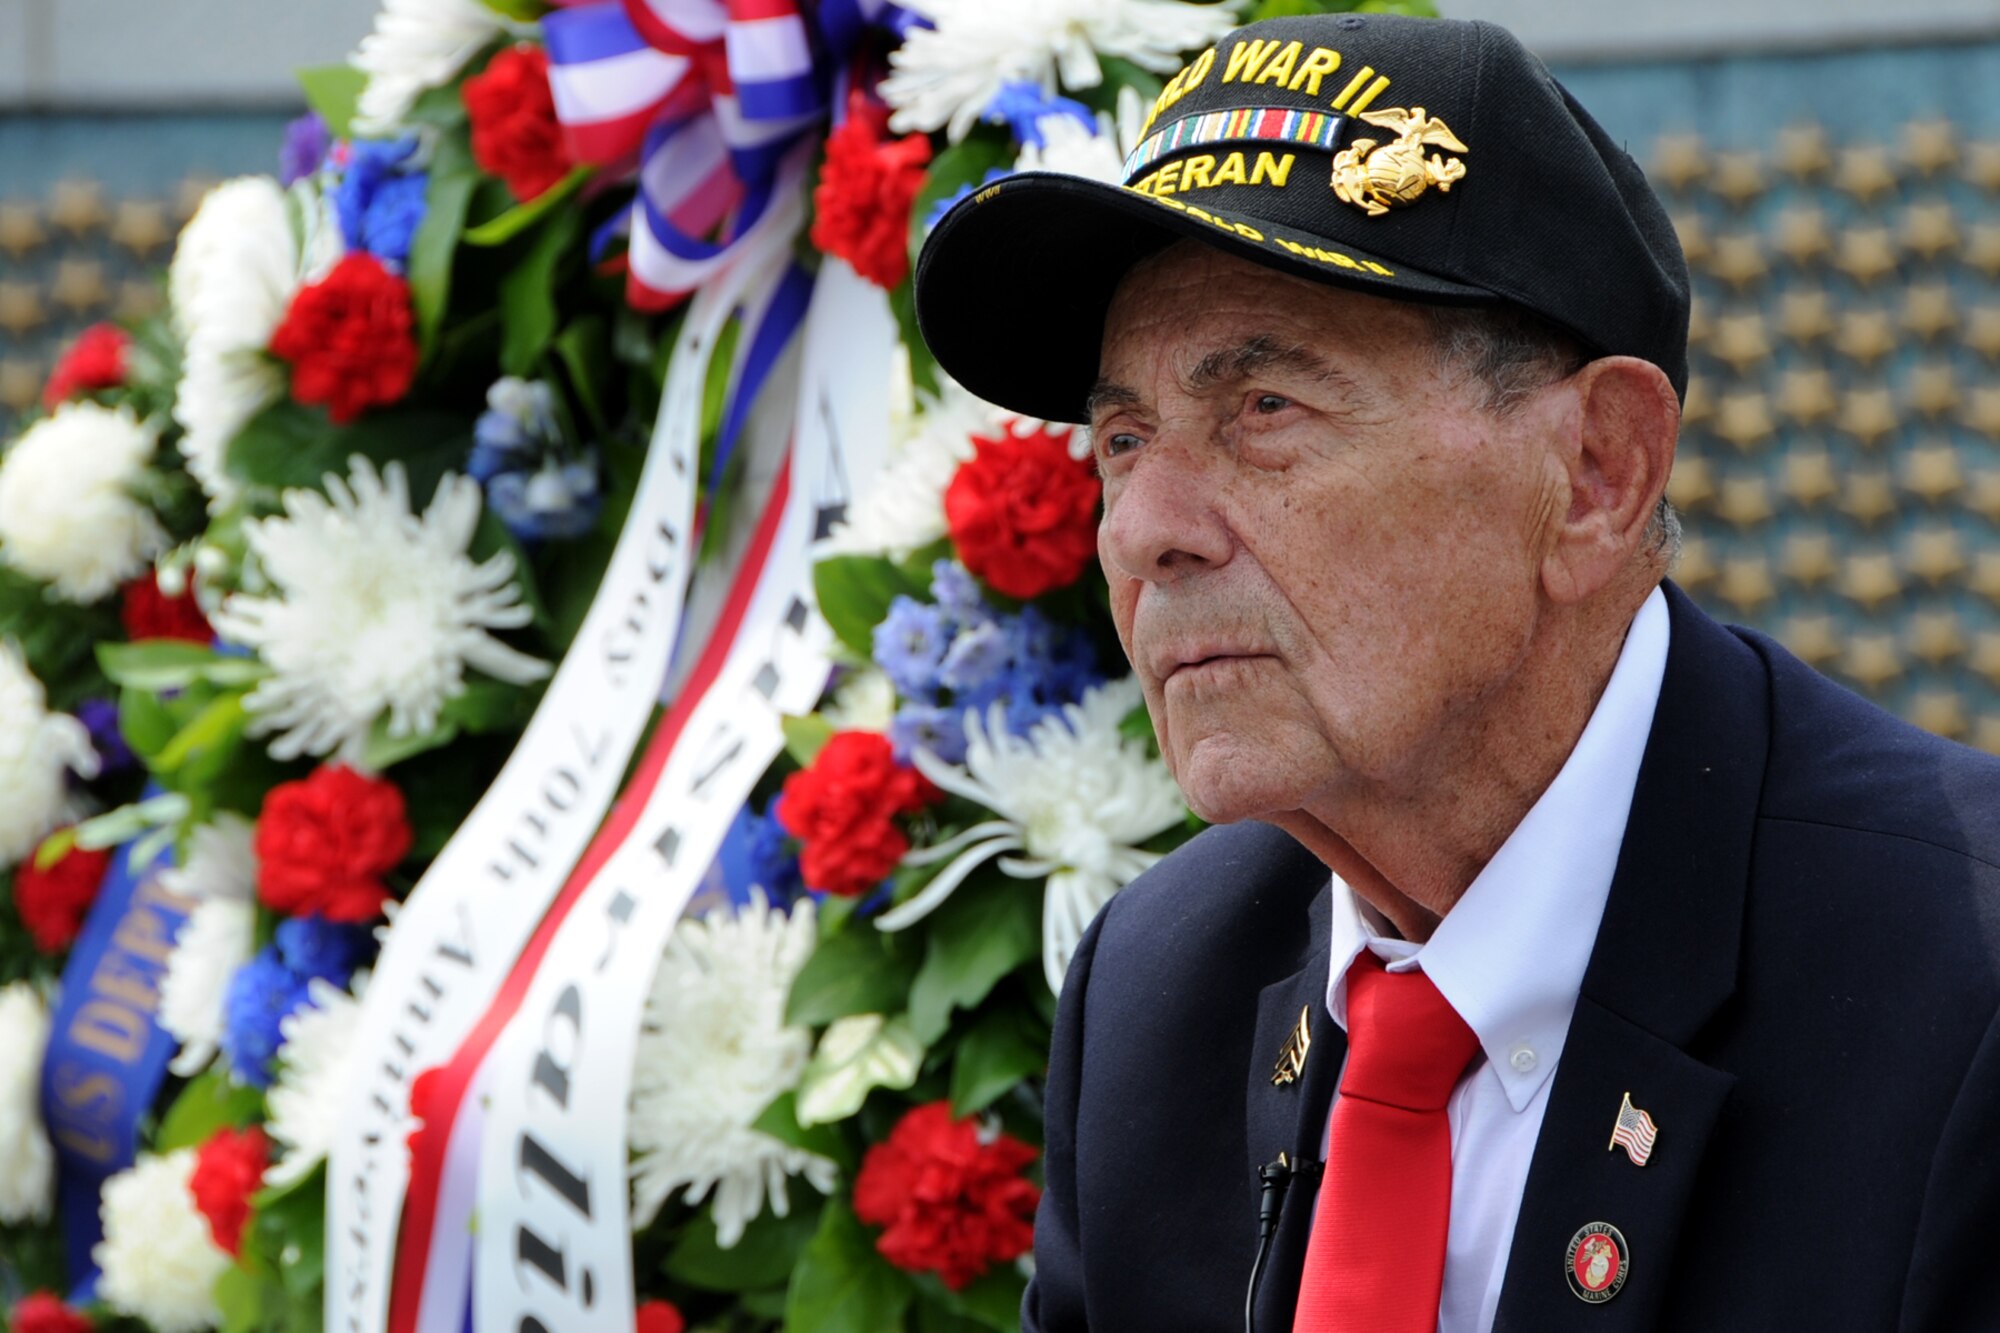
[
  {"xmin": 1271, "ymin": 1005, "xmax": 1312, "ymax": 1087},
  {"xmin": 1608, "ymin": 1091, "xmax": 1659, "ymax": 1166}
]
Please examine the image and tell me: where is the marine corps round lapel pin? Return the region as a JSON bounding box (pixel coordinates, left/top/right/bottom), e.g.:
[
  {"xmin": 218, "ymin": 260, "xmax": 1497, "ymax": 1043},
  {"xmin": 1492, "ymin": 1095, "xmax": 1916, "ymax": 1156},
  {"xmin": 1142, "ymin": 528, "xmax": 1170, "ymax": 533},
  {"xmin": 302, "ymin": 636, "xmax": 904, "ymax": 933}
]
[{"xmin": 1565, "ymin": 1222, "xmax": 1629, "ymax": 1304}]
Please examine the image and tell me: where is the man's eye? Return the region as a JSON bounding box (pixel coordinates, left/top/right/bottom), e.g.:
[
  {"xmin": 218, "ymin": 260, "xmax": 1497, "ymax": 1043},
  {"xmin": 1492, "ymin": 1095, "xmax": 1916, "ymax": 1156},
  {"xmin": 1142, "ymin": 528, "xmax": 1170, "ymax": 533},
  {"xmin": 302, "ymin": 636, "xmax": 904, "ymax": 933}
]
[
  {"xmin": 1253, "ymin": 393, "xmax": 1292, "ymax": 415},
  {"xmin": 1101, "ymin": 432, "xmax": 1143, "ymax": 458}
]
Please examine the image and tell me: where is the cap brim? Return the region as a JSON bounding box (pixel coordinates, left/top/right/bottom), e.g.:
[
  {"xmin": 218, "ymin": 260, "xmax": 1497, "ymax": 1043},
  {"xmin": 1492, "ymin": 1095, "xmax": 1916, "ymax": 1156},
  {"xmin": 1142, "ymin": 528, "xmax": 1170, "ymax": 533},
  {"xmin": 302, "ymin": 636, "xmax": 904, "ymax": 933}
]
[{"xmin": 913, "ymin": 171, "xmax": 1499, "ymax": 425}]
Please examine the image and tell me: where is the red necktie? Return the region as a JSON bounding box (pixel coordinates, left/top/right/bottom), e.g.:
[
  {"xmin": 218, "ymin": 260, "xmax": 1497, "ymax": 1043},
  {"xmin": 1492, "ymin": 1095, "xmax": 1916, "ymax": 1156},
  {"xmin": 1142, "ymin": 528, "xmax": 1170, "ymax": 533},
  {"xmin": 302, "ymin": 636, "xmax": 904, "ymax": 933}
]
[{"xmin": 1294, "ymin": 951, "xmax": 1480, "ymax": 1333}]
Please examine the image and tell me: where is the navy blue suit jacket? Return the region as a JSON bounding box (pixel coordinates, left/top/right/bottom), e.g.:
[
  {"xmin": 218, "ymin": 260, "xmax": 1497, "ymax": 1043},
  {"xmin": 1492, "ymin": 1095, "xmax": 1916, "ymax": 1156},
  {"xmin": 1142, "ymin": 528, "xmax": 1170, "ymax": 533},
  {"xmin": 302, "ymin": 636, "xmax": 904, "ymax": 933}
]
[{"xmin": 1026, "ymin": 583, "xmax": 2000, "ymax": 1331}]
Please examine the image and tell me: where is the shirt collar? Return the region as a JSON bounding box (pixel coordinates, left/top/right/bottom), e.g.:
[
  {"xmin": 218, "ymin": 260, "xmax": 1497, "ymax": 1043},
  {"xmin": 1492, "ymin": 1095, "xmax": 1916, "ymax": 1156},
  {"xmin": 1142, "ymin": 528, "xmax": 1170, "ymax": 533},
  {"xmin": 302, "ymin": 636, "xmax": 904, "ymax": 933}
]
[{"xmin": 1323, "ymin": 586, "xmax": 1672, "ymax": 1112}]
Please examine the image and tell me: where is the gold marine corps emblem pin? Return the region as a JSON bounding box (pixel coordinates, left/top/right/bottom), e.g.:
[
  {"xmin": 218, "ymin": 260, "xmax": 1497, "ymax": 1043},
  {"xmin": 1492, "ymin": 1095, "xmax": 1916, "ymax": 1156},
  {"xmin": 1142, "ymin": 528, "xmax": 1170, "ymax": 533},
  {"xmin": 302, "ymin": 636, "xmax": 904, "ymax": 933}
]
[{"xmin": 1331, "ymin": 106, "xmax": 1469, "ymax": 216}]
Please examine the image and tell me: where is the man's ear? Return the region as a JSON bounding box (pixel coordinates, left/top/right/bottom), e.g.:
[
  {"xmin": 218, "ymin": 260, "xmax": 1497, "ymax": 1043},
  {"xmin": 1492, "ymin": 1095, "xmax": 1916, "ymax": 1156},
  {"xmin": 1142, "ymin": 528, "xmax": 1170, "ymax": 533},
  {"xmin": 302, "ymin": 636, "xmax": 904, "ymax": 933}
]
[{"xmin": 1540, "ymin": 356, "xmax": 1680, "ymax": 606}]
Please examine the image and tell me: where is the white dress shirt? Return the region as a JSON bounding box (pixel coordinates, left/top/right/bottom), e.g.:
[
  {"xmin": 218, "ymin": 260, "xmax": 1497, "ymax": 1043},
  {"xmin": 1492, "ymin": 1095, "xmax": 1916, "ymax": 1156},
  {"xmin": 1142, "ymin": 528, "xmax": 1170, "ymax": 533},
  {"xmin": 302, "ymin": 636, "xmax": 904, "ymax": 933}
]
[{"xmin": 1319, "ymin": 586, "xmax": 1670, "ymax": 1333}]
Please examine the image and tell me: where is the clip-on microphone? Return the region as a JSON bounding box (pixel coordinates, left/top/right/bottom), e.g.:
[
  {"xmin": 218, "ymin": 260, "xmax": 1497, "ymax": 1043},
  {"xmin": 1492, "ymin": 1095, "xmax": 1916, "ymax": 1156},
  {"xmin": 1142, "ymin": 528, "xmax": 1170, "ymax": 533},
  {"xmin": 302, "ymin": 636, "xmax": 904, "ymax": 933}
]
[{"xmin": 1245, "ymin": 1152, "xmax": 1321, "ymax": 1333}]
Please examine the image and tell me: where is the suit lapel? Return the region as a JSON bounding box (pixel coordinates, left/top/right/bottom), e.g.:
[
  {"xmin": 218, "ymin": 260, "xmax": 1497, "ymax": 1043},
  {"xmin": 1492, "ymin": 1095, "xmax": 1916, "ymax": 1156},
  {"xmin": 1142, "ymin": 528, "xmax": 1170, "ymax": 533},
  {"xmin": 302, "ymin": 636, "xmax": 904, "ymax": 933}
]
[
  {"xmin": 1495, "ymin": 584, "xmax": 1771, "ymax": 1330},
  {"xmin": 1245, "ymin": 885, "xmax": 1342, "ymax": 1333}
]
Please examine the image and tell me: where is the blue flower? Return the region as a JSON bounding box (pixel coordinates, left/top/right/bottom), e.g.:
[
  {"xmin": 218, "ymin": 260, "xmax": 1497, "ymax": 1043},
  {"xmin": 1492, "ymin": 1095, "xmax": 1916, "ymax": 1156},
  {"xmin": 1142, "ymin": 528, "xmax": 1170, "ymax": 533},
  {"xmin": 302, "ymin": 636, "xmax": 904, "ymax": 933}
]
[
  {"xmin": 940, "ymin": 619, "xmax": 1010, "ymax": 694},
  {"xmin": 280, "ymin": 114, "xmax": 331, "ymax": 186},
  {"xmin": 873, "ymin": 596, "xmax": 952, "ymax": 698},
  {"xmin": 745, "ymin": 796, "xmax": 806, "ymax": 907},
  {"xmin": 929, "ymin": 559, "xmax": 990, "ymax": 624},
  {"xmin": 332, "ymin": 138, "xmax": 427, "ymax": 269},
  {"xmin": 985, "ymin": 81, "xmax": 1096, "ymax": 149},
  {"xmin": 487, "ymin": 456, "xmax": 603, "ymax": 543},
  {"xmin": 75, "ymin": 697, "xmax": 134, "ymax": 773},
  {"xmin": 361, "ymin": 171, "xmax": 428, "ymax": 268},
  {"xmin": 889, "ymin": 701, "xmax": 968, "ymax": 764},
  {"xmin": 274, "ymin": 915, "xmax": 372, "ymax": 985},
  {"xmin": 221, "ymin": 949, "xmax": 312, "ymax": 1088},
  {"xmin": 469, "ymin": 378, "xmax": 556, "ymax": 481}
]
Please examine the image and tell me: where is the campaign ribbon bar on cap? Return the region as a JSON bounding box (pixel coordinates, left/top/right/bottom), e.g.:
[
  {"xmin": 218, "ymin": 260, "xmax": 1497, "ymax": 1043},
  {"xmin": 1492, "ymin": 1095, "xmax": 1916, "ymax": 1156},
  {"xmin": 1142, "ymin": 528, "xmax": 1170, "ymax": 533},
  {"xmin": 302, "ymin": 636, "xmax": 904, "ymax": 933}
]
[{"xmin": 1123, "ymin": 107, "xmax": 1345, "ymax": 183}]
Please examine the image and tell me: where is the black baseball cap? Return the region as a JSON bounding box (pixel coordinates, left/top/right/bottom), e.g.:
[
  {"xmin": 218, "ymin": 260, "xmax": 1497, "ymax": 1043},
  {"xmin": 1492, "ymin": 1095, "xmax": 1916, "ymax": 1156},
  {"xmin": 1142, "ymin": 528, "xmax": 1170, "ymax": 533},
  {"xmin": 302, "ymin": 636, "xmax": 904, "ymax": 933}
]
[{"xmin": 913, "ymin": 13, "xmax": 1690, "ymax": 424}]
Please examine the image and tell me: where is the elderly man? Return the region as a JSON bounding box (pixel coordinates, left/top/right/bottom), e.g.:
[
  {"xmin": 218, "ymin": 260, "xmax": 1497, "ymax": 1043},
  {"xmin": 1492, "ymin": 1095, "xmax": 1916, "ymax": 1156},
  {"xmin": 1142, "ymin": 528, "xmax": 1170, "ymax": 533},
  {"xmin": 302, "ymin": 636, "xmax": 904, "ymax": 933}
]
[{"xmin": 914, "ymin": 11, "xmax": 2000, "ymax": 1333}]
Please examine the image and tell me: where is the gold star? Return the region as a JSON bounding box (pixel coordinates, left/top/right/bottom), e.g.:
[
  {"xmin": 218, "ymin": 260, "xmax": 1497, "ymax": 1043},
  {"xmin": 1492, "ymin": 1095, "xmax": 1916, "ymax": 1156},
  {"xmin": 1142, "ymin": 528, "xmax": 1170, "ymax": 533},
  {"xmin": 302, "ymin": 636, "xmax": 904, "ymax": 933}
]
[
  {"xmin": 1965, "ymin": 306, "xmax": 2000, "ymax": 359},
  {"xmin": 1717, "ymin": 557, "xmax": 1776, "ymax": 613},
  {"xmin": 175, "ymin": 177, "xmax": 220, "ymax": 222},
  {"xmin": 1708, "ymin": 312, "xmax": 1771, "ymax": 374},
  {"xmin": 1900, "ymin": 202, "xmax": 1959, "ymax": 261},
  {"xmin": 1842, "ymin": 552, "xmax": 1904, "ymax": 610},
  {"xmin": 1780, "ymin": 615, "xmax": 1842, "ymax": 666},
  {"xmin": 115, "ymin": 280, "xmax": 163, "ymax": 322},
  {"xmin": 1710, "ymin": 150, "xmax": 1767, "ymax": 205},
  {"xmin": 1782, "ymin": 530, "xmax": 1839, "ymax": 585},
  {"xmin": 49, "ymin": 260, "xmax": 109, "ymax": 314},
  {"xmin": 1962, "ymin": 387, "xmax": 2000, "ymax": 440},
  {"xmin": 0, "ymin": 282, "xmax": 46, "ymax": 336},
  {"xmin": 1907, "ymin": 362, "xmax": 1960, "ymax": 419},
  {"xmin": 1835, "ymin": 145, "xmax": 1900, "ymax": 204},
  {"xmin": 1840, "ymin": 633, "xmax": 1904, "ymax": 692},
  {"xmin": 1842, "ymin": 470, "xmax": 1899, "ymax": 526},
  {"xmin": 47, "ymin": 180, "xmax": 107, "ymax": 235},
  {"xmin": 1905, "ymin": 526, "xmax": 1967, "ymax": 585},
  {"xmin": 1908, "ymin": 611, "xmax": 1967, "ymax": 665},
  {"xmin": 1902, "ymin": 283, "xmax": 1958, "ymax": 341},
  {"xmin": 1838, "ymin": 386, "xmax": 1900, "ymax": 447},
  {"xmin": 1653, "ymin": 133, "xmax": 1707, "ymax": 192},
  {"xmin": 1672, "ymin": 212, "xmax": 1711, "ymax": 265},
  {"xmin": 1972, "ymin": 553, "xmax": 2000, "ymax": 604},
  {"xmin": 1966, "ymin": 224, "xmax": 2000, "ymax": 277},
  {"xmin": 1706, "ymin": 232, "xmax": 1768, "ymax": 290},
  {"xmin": 1902, "ymin": 443, "xmax": 1963, "ymax": 502},
  {"xmin": 1835, "ymin": 309, "xmax": 1898, "ymax": 366},
  {"xmin": 1901, "ymin": 118, "xmax": 1960, "ymax": 175},
  {"xmin": 1781, "ymin": 449, "xmax": 1839, "ymax": 507},
  {"xmin": 1673, "ymin": 536, "xmax": 1718, "ymax": 591},
  {"xmin": 1771, "ymin": 206, "xmax": 1832, "ymax": 265},
  {"xmin": 1908, "ymin": 690, "xmax": 1968, "ymax": 740},
  {"xmin": 0, "ymin": 204, "xmax": 44, "ymax": 258},
  {"xmin": 1834, "ymin": 227, "xmax": 1900, "ymax": 285},
  {"xmin": 109, "ymin": 200, "xmax": 172, "ymax": 256},
  {"xmin": 0, "ymin": 359, "xmax": 41, "ymax": 412},
  {"xmin": 1775, "ymin": 368, "xmax": 1837, "ymax": 425},
  {"xmin": 1974, "ymin": 633, "xmax": 2000, "ymax": 684},
  {"xmin": 1681, "ymin": 374, "xmax": 1713, "ymax": 427},
  {"xmin": 1969, "ymin": 472, "xmax": 2000, "ymax": 523},
  {"xmin": 1777, "ymin": 289, "xmax": 1836, "ymax": 344},
  {"xmin": 1776, "ymin": 123, "xmax": 1833, "ymax": 179},
  {"xmin": 1665, "ymin": 454, "xmax": 1716, "ymax": 510},
  {"xmin": 1966, "ymin": 142, "xmax": 2000, "ymax": 191},
  {"xmin": 1715, "ymin": 475, "xmax": 1774, "ymax": 528},
  {"xmin": 1713, "ymin": 390, "xmax": 1776, "ymax": 449}
]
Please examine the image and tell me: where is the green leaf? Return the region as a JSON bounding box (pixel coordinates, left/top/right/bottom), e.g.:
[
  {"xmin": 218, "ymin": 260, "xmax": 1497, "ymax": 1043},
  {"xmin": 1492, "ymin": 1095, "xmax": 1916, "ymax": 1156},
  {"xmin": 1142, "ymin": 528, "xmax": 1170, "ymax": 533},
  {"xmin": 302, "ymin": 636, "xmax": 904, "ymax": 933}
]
[
  {"xmin": 154, "ymin": 691, "xmax": 249, "ymax": 776},
  {"xmin": 215, "ymin": 1263, "xmax": 275, "ymax": 1333},
  {"xmin": 782, "ymin": 712, "xmax": 834, "ymax": 767},
  {"xmin": 948, "ymin": 1003, "xmax": 1047, "ymax": 1116},
  {"xmin": 156, "ymin": 1067, "xmax": 266, "ymax": 1151},
  {"xmin": 784, "ymin": 1197, "xmax": 914, "ymax": 1333},
  {"xmin": 498, "ymin": 208, "xmax": 583, "ymax": 377},
  {"xmin": 225, "ymin": 402, "xmax": 473, "ymax": 502},
  {"xmin": 751, "ymin": 1091, "xmax": 852, "ymax": 1172},
  {"xmin": 915, "ymin": 1268, "xmax": 1028, "ymax": 1332},
  {"xmin": 409, "ymin": 145, "xmax": 480, "ymax": 359},
  {"xmin": 478, "ymin": 0, "xmax": 549, "ymax": 18},
  {"xmin": 787, "ymin": 927, "xmax": 919, "ymax": 1027},
  {"xmin": 796, "ymin": 1013, "xmax": 924, "ymax": 1127},
  {"xmin": 296, "ymin": 64, "xmax": 366, "ymax": 139},
  {"xmin": 552, "ymin": 316, "xmax": 612, "ymax": 436},
  {"xmin": 906, "ymin": 878, "xmax": 1041, "ymax": 1045},
  {"xmin": 665, "ymin": 1194, "xmax": 825, "ymax": 1292},
  {"xmin": 97, "ymin": 641, "xmax": 270, "ymax": 691},
  {"xmin": 120, "ymin": 685, "xmax": 180, "ymax": 761},
  {"xmin": 813, "ymin": 554, "xmax": 929, "ymax": 660},
  {"xmin": 252, "ymin": 1171, "xmax": 328, "ymax": 1298},
  {"xmin": 463, "ymin": 166, "xmax": 591, "ymax": 246}
]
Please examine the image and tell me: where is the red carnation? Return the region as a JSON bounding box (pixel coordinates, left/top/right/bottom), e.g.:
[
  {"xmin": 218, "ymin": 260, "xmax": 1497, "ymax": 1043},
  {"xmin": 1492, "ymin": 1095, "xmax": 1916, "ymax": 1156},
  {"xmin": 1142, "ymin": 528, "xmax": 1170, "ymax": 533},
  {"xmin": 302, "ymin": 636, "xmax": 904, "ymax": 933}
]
[
  {"xmin": 121, "ymin": 573, "xmax": 212, "ymax": 644},
  {"xmin": 810, "ymin": 100, "xmax": 932, "ymax": 289},
  {"xmin": 635, "ymin": 1301, "xmax": 686, "ymax": 1333},
  {"xmin": 945, "ymin": 425, "xmax": 1101, "ymax": 600},
  {"xmin": 13, "ymin": 839, "xmax": 112, "ymax": 954},
  {"xmin": 189, "ymin": 1125, "xmax": 270, "ymax": 1257},
  {"xmin": 9, "ymin": 1291, "xmax": 95, "ymax": 1333},
  {"xmin": 268, "ymin": 253, "xmax": 418, "ymax": 425},
  {"xmin": 255, "ymin": 764, "xmax": 412, "ymax": 922},
  {"xmin": 777, "ymin": 731, "xmax": 936, "ymax": 897},
  {"xmin": 853, "ymin": 1100, "xmax": 1040, "ymax": 1290},
  {"xmin": 42, "ymin": 324, "xmax": 130, "ymax": 412},
  {"xmin": 464, "ymin": 44, "xmax": 575, "ymax": 202}
]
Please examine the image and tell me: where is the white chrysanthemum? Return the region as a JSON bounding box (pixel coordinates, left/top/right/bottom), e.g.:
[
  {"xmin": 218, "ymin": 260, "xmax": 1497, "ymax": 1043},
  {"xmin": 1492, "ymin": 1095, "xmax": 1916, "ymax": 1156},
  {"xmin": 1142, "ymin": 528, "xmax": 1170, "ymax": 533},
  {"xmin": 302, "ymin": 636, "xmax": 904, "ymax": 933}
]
[
  {"xmin": 0, "ymin": 982, "xmax": 55, "ymax": 1224},
  {"xmin": 159, "ymin": 812, "xmax": 258, "ymax": 904},
  {"xmin": 825, "ymin": 376, "xmax": 1019, "ymax": 558},
  {"xmin": 265, "ymin": 977, "xmax": 362, "ymax": 1189},
  {"xmin": 159, "ymin": 898, "xmax": 256, "ymax": 1077},
  {"xmin": 351, "ymin": 0, "xmax": 510, "ymax": 136},
  {"xmin": 819, "ymin": 667, "xmax": 897, "ymax": 733},
  {"xmin": 94, "ymin": 1147, "xmax": 231, "ymax": 1333},
  {"xmin": 212, "ymin": 456, "xmax": 550, "ymax": 762},
  {"xmin": 884, "ymin": 0, "xmax": 1241, "ymax": 141},
  {"xmin": 629, "ymin": 894, "xmax": 837, "ymax": 1246},
  {"xmin": 0, "ymin": 643, "xmax": 97, "ymax": 868},
  {"xmin": 0, "ymin": 403, "xmax": 167, "ymax": 602},
  {"xmin": 170, "ymin": 177, "xmax": 301, "ymax": 509},
  {"xmin": 881, "ymin": 677, "xmax": 1186, "ymax": 992}
]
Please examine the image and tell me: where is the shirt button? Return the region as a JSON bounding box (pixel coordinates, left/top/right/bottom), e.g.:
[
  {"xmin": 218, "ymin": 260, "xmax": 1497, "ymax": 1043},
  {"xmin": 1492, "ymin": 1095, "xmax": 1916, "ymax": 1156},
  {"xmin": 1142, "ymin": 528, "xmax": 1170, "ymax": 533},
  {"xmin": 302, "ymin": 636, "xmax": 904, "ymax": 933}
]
[{"xmin": 1509, "ymin": 1044, "xmax": 1537, "ymax": 1073}]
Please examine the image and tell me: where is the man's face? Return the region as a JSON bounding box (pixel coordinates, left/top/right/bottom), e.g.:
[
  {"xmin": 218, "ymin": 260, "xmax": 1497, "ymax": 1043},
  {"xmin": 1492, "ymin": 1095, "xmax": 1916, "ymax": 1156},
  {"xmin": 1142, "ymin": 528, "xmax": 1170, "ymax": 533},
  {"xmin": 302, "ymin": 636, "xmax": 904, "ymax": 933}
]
[{"xmin": 1092, "ymin": 242, "xmax": 1571, "ymax": 826}]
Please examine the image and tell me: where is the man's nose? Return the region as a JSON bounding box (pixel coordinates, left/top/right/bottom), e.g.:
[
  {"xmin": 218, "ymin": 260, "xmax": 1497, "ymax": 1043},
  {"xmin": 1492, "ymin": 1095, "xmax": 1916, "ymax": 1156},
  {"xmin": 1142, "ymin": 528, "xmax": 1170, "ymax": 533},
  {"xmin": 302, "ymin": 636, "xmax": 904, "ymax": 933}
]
[{"xmin": 1097, "ymin": 435, "xmax": 1235, "ymax": 583}]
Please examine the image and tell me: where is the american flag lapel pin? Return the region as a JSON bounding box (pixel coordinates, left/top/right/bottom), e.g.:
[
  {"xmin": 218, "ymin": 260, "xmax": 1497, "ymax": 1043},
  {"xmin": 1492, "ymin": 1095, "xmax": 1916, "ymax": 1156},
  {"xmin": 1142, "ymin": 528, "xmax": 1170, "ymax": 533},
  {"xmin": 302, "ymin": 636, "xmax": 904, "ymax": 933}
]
[{"xmin": 1608, "ymin": 1091, "xmax": 1659, "ymax": 1166}]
